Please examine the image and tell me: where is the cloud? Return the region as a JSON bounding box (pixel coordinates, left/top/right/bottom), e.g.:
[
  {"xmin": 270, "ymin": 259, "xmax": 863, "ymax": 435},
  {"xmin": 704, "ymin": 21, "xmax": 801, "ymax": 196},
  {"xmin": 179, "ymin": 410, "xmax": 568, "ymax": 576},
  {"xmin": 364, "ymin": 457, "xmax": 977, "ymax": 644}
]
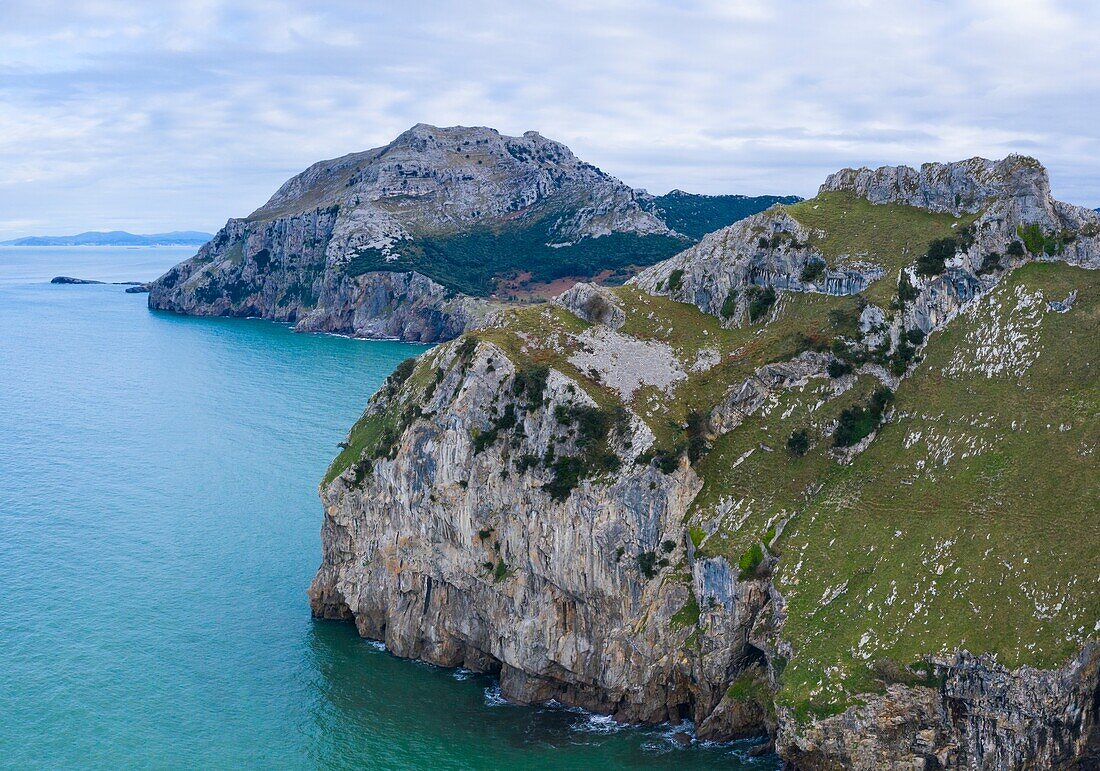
[{"xmin": 0, "ymin": 0, "xmax": 1097, "ymax": 238}]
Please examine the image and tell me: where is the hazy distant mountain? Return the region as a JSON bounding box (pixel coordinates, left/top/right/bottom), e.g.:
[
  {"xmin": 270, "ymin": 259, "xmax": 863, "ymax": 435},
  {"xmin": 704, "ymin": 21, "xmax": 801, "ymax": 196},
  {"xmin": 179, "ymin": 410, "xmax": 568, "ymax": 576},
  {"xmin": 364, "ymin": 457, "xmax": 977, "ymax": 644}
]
[{"xmin": 1, "ymin": 230, "xmax": 212, "ymax": 246}]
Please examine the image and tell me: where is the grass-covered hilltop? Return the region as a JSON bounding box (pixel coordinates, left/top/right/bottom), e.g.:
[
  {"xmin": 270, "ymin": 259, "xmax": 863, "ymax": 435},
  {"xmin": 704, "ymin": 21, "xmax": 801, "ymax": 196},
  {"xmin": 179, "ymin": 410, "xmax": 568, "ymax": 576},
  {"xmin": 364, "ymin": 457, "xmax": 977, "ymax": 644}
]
[
  {"xmin": 311, "ymin": 154, "xmax": 1100, "ymax": 770},
  {"xmin": 146, "ymin": 123, "xmax": 796, "ymax": 342}
]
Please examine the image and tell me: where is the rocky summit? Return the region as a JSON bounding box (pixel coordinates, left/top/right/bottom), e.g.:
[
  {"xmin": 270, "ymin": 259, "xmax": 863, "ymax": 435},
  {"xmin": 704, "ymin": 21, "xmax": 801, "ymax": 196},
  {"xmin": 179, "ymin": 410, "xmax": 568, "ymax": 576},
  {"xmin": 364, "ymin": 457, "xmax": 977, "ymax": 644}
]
[
  {"xmin": 310, "ymin": 155, "xmax": 1099, "ymax": 769},
  {"xmin": 146, "ymin": 124, "xmax": 796, "ymax": 342}
]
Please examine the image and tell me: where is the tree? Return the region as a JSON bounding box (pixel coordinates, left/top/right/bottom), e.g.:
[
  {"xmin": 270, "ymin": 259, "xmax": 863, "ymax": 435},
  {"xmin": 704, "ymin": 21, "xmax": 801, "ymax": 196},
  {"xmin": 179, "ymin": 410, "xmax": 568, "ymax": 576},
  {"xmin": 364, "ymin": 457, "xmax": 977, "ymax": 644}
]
[
  {"xmin": 787, "ymin": 429, "xmax": 810, "ymax": 456},
  {"xmin": 917, "ymin": 237, "xmax": 956, "ymax": 276}
]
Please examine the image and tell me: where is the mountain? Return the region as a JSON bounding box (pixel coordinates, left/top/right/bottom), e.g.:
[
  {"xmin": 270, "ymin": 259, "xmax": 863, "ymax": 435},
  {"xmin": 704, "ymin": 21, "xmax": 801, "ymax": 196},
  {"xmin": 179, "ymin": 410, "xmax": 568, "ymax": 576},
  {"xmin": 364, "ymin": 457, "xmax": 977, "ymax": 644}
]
[
  {"xmin": 147, "ymin": 124, "xmax": 797, "ymax": 342},
  {"xmin": 2, "ymin": 231, "xmax": 211, "ymax": 246},
  {"xmin": 310, "ymin": 155, "xmax": 1100, "ymax": 768}
]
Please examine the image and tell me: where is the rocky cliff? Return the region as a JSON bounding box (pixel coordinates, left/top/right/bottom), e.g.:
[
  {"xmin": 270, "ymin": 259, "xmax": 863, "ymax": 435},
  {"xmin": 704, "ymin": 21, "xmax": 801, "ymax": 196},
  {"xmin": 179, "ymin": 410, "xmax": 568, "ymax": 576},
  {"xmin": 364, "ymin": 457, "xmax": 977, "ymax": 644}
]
[
  {"xmin": 311, "ymin": 156, "xmax": 1099, "ymax": 768},
  {"xmin": 148, "ymin": 123, "xmax": 796, "ymax": 342}
]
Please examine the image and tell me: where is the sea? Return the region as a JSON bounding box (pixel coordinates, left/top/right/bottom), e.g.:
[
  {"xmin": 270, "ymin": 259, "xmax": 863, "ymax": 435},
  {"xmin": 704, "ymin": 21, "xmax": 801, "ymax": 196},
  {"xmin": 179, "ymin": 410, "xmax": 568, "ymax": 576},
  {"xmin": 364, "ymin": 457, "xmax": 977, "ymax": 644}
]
[{"xmin": 0, "ymin": 246, "xmax": 775, "ymax": 769}]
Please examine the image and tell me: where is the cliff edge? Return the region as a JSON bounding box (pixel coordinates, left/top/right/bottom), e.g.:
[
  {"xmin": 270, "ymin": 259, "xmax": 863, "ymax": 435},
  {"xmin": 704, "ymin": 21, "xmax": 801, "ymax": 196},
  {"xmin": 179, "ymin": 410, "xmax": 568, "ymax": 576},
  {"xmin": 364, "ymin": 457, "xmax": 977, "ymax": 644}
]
[{"xmin": 311, "ymin": 156, "xmax": 1100, "ymax": 768}]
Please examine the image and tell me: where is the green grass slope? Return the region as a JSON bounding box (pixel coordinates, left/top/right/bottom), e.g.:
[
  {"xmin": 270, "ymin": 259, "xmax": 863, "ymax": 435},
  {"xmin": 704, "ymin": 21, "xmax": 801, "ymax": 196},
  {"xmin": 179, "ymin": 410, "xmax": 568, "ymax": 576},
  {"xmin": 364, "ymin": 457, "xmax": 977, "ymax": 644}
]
[
  {"xmin": 771, "ymin": 262, "xmax": 1098, "ymax": 716},
  {"xmin": 786, "ymin": 191, "xmax": 978, "ymax": 304}
]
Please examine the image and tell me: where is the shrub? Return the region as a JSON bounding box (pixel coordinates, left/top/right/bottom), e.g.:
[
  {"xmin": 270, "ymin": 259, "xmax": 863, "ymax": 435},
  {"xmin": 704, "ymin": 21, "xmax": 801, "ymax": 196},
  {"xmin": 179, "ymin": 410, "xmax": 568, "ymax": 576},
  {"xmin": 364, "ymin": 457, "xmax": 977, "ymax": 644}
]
[
  {"xmin": 684, "ymin": 411, "xmax": 712, "ymax": 462},
  {"xmin": 758, "ymin": 236, "xmax": 770, "ymax": 249},
  {"xmin": 720, "ymin": 289, "xmax": 737, "ymax": 319},
  {"xmin": 738, "ymin": 543, "xmax": 765, "ymax": 579},
  {"xmin": 667, "ymin": 268, "xmax": 685, "ymax": 292},
  {"xmin": 834, "ymin": 406, "xmax": 876, "ymax": 447},
  {"xmin": 472, "ymin": 404, "xmax": 517, "ymax": 454},
  {"xmin": 514, "ymin": 453, "xmax": 539, "ymax": 472},
  {"xmin": 512, "ymin": 364, "xmax": 550, "ymax": 408},
  {"xmin": 1006, "ymin": 240, "xmax": 1026, "ymax": 258},
  {"xmin": 661, "ymin": 539, "xmax": 676, "ymax": 553},
  {"xmin": 897, "ymin": 271, "xmax": 919, "ymax": 305},
  {"xmin": 917, "ymin": 237, "xmax": 956, "ymax": 276},
  {"xmin": 454, "ymin": 336, "xmax": 478, "ymax": 362},
  {"xmin": 834, "ymin": 388, "xmax": 892, "ymax": 448},
  {"xmin": 827, "ymin": 359, "xmax": 853, "ymax": 379},
  {"xmin": 652, "ymin": 449, "xmax": 681, "ymax": 474},
  {"xmin": 800, "ymin": 259, "xmax": 826, "ymax": 284},
  {"xmin": 955, "ymin": 223, "xmax": 977, "ymax": 250},
  {"xmin": 493, "ymin": 558, "xmax": 508, "ymax": 582},
  {"xmin": 905, "ymin": 328, "xmax": 926, "ymax": 345},
  {"xmin": 637, "ymin": 551, "xmax": 659, "ymax": 579},
  {"xmin": 1017, "ymin": 223, "xmax": 1045, "ymax": 254},
  {"xmin": 889, "ymin": 339, "xmax": 915, "ymax": 376},
  {"xmin": 786, "ymin": 429, "xmax": 810, "ymax": 456},
  {"xmin": 1016, "ymin": 223, "xmax": 1068, "ymax": 256},
  {"xmin": 746, "ymin": 286, "xmax": 777, "ymax": 322},
  {"xmin": 870, "ymin": 386, "xmax": 895, "ymax": 415},
  {"xmin": 544, "ymin": 456, "xmax": 586, "ymax": 501},
  {"xmin": 976, "ymin": 252, "xmax": 1002, "ymax": 276},
  {"xmin": 380, "ymin": 357, "xmax": 418, "ymax": 398}
]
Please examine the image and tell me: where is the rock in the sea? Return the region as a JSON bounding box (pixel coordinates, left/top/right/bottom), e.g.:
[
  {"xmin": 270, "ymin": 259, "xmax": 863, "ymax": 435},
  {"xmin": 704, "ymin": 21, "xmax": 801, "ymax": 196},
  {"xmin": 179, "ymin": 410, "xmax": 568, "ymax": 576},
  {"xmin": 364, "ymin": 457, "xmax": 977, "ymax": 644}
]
[{"xmin": 51, "ymin": 276, "xmax": 105, "ymax": 284}]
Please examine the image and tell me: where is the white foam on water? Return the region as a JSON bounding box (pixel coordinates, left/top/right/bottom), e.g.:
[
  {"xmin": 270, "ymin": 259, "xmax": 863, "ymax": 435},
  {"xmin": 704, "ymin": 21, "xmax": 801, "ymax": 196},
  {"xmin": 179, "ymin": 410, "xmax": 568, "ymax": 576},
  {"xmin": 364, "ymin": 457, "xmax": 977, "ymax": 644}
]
[
  {"xmin": 569, "ymin": 713, "xmax": 629, "ymax": 735},
  {"xmin": 483, "ymin": 685, "xmax": 508, "ymax": 707},
  {"xmin": 365, "ymin": 640, "xmax": 386, "ymax": 652}
]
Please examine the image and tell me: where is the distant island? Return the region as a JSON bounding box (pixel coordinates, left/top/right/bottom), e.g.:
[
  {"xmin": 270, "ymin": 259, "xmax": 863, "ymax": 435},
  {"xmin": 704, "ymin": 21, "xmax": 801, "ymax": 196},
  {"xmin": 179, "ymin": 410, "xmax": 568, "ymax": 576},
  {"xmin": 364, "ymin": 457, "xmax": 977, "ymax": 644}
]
[{"xmin": 1, "ymin": 230, "xmax": 212, "ymax": 247}]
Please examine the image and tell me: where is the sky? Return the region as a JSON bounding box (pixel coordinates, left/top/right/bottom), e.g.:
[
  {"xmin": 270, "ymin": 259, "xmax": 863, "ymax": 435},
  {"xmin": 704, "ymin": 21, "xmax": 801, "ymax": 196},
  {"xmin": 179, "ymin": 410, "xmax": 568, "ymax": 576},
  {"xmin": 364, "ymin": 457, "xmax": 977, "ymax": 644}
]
[{"xmin": 1, "ymin": 0, "xmax": 1098, "ymax": 239}]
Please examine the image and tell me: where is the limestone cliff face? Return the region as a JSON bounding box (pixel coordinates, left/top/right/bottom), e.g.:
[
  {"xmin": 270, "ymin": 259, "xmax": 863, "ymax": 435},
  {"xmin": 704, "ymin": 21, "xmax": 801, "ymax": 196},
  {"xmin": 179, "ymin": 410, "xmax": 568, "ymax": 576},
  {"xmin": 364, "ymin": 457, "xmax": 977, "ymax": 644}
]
[
  {"xmin": 819, "ymin": 154, "xmax": 1052, "ymax": 215},
  {"xmin": 308, "ymin": 337, "xmax": 774, "ymax": 733},
  {"xmin": 632, "ymin": 208, "xmax": 877, "ymax": 320},
  {"xmin": 147, "ymin": 214, "xmax": 493, "ymax": 342},
  {"xmin": 148, "ymin": 124, "xmax": 678, "ymax": 342}
]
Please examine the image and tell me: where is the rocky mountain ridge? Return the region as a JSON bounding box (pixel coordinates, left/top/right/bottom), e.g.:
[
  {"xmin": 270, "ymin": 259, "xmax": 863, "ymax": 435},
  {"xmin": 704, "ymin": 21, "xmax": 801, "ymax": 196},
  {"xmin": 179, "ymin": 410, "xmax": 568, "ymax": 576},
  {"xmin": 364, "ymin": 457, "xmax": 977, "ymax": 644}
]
[
  {"xmin": 310, "ymin": 155, "xmax": 1099, "ymax": 769},
  {"xmin": 147, "ymin": 124, "xmax": 796, "ymax": 342}
]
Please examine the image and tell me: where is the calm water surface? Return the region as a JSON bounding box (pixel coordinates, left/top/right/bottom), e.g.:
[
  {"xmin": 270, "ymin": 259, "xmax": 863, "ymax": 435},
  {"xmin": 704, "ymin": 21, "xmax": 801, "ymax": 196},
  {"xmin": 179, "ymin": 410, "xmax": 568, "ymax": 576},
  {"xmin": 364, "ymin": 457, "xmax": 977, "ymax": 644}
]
[{"xmin": 0, "ymin": 247, "xmax": 774, "ymax": 769}]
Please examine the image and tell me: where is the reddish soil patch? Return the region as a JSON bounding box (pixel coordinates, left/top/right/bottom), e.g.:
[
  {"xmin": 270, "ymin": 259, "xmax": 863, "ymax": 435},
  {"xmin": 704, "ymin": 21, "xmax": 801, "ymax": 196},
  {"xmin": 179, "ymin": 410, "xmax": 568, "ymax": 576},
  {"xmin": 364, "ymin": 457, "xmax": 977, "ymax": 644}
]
[{"xmin": 491, "ymin": 268, "xmax": 636, "ymax": 303}]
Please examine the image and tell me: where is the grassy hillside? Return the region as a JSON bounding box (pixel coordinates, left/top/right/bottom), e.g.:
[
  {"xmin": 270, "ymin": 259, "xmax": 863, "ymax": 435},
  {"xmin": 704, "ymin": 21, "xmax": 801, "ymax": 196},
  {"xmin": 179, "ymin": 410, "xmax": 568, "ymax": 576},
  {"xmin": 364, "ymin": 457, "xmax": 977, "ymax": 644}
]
[
  {"xmin": 771, "ymin": 262, "xmax": 1098, "ymax": 716},
  {"xmin": 786, "ymin": 191, "xmax": 978, "ymax": 304}
]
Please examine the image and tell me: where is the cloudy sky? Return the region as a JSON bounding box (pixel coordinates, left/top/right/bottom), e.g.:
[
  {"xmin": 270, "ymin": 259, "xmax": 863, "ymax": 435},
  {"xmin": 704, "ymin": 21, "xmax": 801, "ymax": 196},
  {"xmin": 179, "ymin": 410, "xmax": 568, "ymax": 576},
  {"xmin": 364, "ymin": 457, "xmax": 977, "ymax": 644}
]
[{"xmin": 1, "ymin": 0, "xmax": 1098, "ymax": 238}]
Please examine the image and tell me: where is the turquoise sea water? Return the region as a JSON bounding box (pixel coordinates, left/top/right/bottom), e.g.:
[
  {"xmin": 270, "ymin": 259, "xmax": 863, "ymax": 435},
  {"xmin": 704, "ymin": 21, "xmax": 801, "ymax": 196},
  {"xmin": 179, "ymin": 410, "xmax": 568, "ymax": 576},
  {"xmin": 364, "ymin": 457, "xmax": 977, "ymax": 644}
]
[{"xmin": 0, "ymin": 247, "xmax": 774, "ymax": 769}]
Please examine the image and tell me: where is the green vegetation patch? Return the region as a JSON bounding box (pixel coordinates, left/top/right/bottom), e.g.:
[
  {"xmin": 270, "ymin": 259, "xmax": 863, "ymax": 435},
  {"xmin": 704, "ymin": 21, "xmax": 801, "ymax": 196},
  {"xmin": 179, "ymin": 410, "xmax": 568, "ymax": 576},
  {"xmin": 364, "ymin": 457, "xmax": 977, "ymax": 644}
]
[
  {"xmin": 653, "ymin": 192, "xmax": 802, "ymax": 240},
  {"xmin": 343, "ymin": 215, "xmax": 687, "ymax": 296},
  {"xmin": 322, "ymin": 353, "xmax": 435, "ymax": 486},
  {"xmin": 670, "ymin": 590, "xmax": 701, "ymax": 629},
  {"xmin": 785, "ymin": 191, "xmax": 978, "ymax": 306}
]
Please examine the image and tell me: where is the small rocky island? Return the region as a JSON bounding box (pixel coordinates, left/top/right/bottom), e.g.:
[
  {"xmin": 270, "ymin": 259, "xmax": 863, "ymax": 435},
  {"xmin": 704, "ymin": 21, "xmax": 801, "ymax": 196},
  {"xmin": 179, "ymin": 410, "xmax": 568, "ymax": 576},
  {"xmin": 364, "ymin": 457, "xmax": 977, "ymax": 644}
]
[
  {"xmin": 308, "ymin": 154, "xmax": 1099, "ymax": 769},
  {"xmin": 51, "ymin": 276, "xmax": 149, "ymax": 292}
]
